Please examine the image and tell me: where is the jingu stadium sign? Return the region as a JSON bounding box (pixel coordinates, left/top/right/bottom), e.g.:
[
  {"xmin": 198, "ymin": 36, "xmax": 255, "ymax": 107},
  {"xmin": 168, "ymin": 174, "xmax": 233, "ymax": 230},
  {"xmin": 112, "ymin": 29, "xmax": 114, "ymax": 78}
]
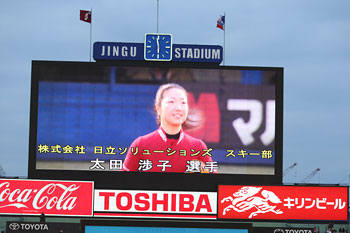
[{"xmin": 93, "ymin": 33, "xmax": 223, "ymax": 63}]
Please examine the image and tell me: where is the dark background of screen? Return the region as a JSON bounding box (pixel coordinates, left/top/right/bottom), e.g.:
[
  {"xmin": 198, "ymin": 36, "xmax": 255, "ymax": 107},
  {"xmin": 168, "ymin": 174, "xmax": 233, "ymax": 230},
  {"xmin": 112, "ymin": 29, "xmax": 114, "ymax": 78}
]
[{"xmin": 29, "ymin": 61, "xmax": 283, "ymax": 190}]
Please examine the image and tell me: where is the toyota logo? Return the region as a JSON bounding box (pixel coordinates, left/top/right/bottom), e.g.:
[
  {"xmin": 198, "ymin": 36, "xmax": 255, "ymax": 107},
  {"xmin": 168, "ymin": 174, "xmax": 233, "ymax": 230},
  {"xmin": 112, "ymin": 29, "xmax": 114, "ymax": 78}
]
[
  {"xmin": 274, "ymin": 229, "xmax": 285, "ymax": 233},
  {"xmin": 9, "ymin": 222, "xmax": 21, "ymax": 231}
]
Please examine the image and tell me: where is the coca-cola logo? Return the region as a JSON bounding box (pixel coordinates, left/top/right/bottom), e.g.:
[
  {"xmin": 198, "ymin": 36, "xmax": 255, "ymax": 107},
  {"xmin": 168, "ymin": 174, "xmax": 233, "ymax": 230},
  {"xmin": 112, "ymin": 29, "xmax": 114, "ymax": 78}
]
[
  {"xmin": 0, "ymin": 182, "xmax": 79, "ymax": 211},
  {"xmin": 0, "ymin": 179, "xmax": 93, "ymax": 216},
  {"xmin": 9, "ymin": 223, "xmax": 20, "ymax": 230},
  {"xmin": 0, "ymin": 182, "xmax": 79, "ymax": 210}
]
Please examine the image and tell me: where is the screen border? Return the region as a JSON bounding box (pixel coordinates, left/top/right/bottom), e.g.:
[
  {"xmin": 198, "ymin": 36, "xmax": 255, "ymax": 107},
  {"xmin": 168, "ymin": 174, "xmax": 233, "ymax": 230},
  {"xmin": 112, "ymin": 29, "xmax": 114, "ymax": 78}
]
[{"xmin": 28, "ymin": 60, "xmax": 283, "ymax": 190}]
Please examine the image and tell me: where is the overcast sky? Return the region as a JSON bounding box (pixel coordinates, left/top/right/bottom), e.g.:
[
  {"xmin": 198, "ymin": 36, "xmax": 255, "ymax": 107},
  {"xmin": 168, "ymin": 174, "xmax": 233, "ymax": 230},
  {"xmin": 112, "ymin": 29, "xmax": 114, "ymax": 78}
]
[{"xmin": 0, "ymin": 0, "xmax": 349, "ymax": 185}]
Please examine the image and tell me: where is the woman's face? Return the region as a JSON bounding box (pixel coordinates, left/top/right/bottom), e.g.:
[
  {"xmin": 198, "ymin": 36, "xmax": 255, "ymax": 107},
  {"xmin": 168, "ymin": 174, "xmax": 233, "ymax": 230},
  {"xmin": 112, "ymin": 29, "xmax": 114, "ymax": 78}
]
[{"xmin": 158, "ymin": 87, "xmax": 188, "ymax": 128}]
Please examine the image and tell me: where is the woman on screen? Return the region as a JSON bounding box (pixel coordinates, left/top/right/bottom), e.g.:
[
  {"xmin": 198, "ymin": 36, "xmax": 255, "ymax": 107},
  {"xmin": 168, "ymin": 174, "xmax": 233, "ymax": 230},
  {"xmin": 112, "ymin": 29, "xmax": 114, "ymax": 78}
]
[{"xmin": 122, "ymin": 83, "xmax": 216, "ymax": 173}]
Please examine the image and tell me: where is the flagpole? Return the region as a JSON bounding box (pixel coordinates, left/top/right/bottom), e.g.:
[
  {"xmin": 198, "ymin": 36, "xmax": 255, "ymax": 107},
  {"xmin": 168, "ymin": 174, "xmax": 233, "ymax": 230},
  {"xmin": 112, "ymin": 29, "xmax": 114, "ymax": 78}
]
[
  {"xmin": 90, "ymin": 8, "xmax": 92, "ymax": 62},
  {"xmin": 157, "ymin": 0, "xmax": 159, "ymax": 33},
  {"xmin": 223, "ymin": 12, "xmax": 226, "ymax": 65}
]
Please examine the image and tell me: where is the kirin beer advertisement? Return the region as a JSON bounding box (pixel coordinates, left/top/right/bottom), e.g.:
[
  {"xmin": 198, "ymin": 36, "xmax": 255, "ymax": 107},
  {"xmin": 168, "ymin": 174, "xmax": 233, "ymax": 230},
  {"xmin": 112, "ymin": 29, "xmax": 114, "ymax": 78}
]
[{"xmin": 218, "ymin": 185, "xmax": 348, "ymax": 221}]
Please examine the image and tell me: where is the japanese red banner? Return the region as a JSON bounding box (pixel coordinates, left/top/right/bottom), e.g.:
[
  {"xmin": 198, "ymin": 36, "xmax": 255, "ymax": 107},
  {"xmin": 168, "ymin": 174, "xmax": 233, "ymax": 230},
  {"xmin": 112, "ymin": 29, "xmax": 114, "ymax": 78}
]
[
  {"xmin": 218, "ymin": 185, "xmax": 348, "ymax": 221},
  {"xmin": 0, "ymin": 179, "xmax": 94, "ymax": 216}
]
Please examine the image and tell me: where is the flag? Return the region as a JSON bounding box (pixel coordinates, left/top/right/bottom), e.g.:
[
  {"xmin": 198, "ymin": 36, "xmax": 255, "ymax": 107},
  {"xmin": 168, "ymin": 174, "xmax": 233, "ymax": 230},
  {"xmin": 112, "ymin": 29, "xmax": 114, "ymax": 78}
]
[
  {"xmin": 216, "ymin": 15, "xmax": 225, "ymax": 30},
  {"xmin": 80, "ymin": 10, "xmax": 92, "ymax": 23}
]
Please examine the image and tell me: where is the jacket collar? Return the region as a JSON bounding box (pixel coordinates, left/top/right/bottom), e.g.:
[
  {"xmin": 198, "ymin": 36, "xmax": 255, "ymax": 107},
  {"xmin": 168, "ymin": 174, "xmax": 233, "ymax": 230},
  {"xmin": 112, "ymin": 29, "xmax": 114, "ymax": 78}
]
[{"xmin": 157, "ymin": 127, "xmax": 184, "ymax": 145}]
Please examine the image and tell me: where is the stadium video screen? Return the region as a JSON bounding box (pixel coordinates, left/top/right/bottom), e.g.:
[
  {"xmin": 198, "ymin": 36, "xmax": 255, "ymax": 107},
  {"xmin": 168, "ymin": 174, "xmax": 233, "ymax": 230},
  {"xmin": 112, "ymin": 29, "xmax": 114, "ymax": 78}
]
[
  {"xmin": 81, "ymin": 219, "xmax": 252, "ymax": 233},
  {"xmin": 29, "ymin": 61, "xmax": 283, "ymax": 189}
]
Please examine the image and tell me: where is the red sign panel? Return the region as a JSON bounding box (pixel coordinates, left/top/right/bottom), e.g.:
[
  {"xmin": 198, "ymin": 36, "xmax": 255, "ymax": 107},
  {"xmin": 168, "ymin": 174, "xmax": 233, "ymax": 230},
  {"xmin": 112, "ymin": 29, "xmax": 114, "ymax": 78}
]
[
  {"xmin": 218, "ymin": 185, "xmax": 348, "ymax": 221},
  {"xmin": 94, "ymin": 189, "xmax": 217, "ymax": 219},
  {"xmin": 0, "ymin": 179, "xmax": 94, "ymax": 216}
]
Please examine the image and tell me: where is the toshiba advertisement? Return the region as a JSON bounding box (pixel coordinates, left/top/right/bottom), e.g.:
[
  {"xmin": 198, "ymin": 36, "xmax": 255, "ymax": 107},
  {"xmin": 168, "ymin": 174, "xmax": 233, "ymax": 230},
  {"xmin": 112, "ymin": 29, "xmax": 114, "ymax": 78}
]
[
  {"xmin": 94, "ymin": 189, "xmax": 217, "ymax": 219},
  {"xmin": 218, "ymin": 185, "xmax": 348, "ymax": 221},
  {"xmin": 0, "ymin": 179, "xmax": 94, "ymax": 217}
]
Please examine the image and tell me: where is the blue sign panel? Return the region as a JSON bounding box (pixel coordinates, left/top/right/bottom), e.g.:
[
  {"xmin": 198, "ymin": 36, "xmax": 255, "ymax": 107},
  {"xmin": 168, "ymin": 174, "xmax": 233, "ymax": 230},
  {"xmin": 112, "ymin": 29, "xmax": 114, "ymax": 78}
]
[
  {"xmin": 93, "ymin": 42, "xmax": 223, "ymax": 63},
  {"xmin": 173, "ymin": 44, "xmax": 222, "ymax": 63},
  {"xmin": 93, "ymin": 42, "xmax": 144, "ymax": 61}
]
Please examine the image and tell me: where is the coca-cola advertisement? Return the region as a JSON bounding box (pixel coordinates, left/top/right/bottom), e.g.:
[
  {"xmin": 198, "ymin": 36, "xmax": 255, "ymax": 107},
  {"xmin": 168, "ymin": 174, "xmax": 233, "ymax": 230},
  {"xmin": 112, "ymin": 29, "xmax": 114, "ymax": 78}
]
[{"xmin": 0, "ymin": 179, "xmax": 94, "ymax": 216}]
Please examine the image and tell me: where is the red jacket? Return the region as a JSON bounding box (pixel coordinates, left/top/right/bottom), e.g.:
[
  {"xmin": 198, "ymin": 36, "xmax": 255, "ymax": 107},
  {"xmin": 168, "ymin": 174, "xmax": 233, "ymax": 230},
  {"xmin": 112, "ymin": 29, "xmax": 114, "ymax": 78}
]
[{"xmin": 123, "ymin": 128, "xmax": 214, "ymax": 173}]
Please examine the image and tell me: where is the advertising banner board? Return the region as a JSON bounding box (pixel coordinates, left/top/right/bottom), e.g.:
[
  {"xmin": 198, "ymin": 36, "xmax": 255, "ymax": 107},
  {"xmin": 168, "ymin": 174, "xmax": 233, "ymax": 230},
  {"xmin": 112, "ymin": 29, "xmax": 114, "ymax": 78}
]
[
  {"xmin": 94, "ymin": 189, "xmax": 217, "ymax": 219},
  {"xmin": 218, "ymin": 185, "xmax": 348, "ymax": 222},
  {"xmin": 0, "ymin": 179, "xmax": 94, "ymax": 217},
  {"xmin": 6, "ymin": 222, "xmax": 79, "ymax": 233}
]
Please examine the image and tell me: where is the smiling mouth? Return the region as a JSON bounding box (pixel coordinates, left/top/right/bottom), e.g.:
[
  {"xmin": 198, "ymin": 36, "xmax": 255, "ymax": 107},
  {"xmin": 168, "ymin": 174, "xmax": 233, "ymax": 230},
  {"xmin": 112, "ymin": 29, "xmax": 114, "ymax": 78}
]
[{"xmin": 173, "ymin": 114, "xmax": 183, "ymax": 118}]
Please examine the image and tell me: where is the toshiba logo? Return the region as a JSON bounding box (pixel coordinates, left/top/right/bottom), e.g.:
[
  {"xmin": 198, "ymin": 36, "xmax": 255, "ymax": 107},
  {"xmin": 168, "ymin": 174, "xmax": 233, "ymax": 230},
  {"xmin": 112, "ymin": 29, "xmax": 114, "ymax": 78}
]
[{"xmin": 94, "ymin": 190, "xmax": 217, "ymax": 214}]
